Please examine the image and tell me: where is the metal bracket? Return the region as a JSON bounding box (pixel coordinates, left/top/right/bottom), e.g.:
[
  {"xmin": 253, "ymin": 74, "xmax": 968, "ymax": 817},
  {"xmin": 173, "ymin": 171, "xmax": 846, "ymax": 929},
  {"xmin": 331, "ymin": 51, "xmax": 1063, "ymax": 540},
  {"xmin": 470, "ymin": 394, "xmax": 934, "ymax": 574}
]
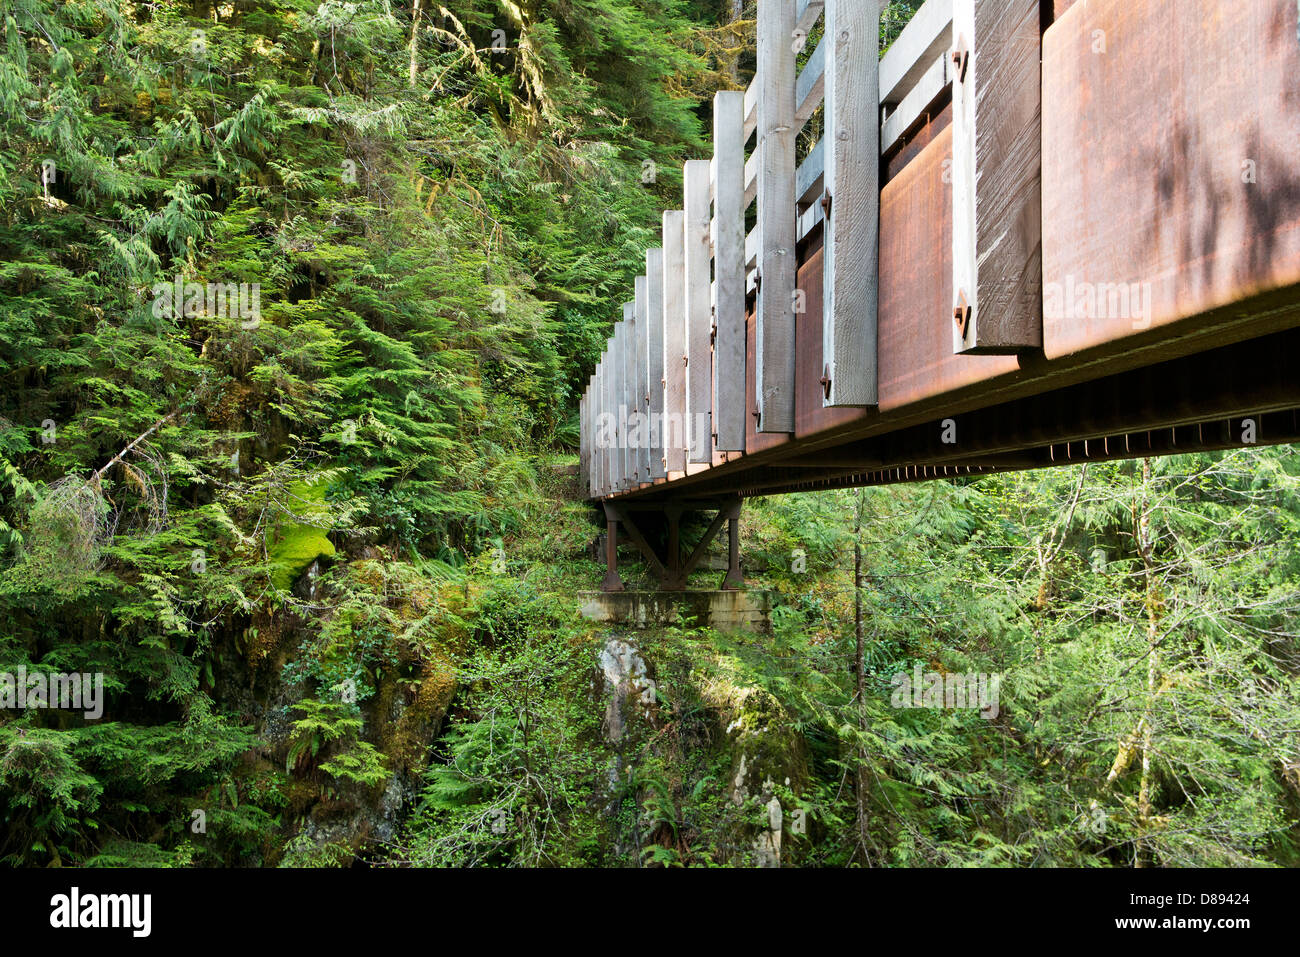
[
  {"xmin": 953, "ymin": 289, "xmax": 972, "ymax": 338},
  {"xmin": 952, "ymin": 35, "xmax": 970, "ymax": 83}
]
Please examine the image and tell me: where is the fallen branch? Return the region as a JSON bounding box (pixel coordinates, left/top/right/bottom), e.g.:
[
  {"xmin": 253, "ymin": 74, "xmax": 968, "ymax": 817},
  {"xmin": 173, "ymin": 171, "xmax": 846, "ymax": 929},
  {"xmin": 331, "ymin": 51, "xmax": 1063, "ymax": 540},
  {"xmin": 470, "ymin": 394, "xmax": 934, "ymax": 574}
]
[{"xmin": 92, "ymin": 412, "xmax": 176, "ymax": 484}]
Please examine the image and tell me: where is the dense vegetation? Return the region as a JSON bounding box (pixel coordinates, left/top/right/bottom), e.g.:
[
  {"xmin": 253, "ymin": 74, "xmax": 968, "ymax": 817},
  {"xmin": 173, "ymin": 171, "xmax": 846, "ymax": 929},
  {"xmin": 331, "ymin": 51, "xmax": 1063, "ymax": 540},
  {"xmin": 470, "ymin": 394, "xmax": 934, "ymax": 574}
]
[{"xmin": 1, "ymin": 0, "xmax": 1296, "ymax": 868}]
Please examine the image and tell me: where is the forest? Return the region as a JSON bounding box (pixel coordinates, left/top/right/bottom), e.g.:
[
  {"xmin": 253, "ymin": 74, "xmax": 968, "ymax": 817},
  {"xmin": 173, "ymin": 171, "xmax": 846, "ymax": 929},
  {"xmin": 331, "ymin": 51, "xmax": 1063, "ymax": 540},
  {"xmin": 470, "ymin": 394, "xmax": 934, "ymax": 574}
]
[{"xmin": 0, "ymin": 0, "xmax": 1297, "ymax": 869}]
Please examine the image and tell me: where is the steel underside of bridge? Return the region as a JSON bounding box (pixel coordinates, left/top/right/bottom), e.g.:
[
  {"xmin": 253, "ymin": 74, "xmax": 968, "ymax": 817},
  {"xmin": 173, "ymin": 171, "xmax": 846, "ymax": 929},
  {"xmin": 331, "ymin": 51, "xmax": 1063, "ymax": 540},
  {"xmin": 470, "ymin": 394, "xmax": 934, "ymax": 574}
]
[{"xmin": 580, "ymin": 0, "xmax": 1300, "ymax": 590}]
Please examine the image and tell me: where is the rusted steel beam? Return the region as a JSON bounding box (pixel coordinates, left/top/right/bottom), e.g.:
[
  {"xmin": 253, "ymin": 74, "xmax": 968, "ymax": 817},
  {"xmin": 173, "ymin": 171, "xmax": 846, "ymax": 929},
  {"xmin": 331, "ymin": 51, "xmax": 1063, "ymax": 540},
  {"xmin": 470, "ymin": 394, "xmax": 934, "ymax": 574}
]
[
  {"xmin": 1042, "ymin": 0, "xmax": 1300, "ymax": 361},
  {"xmin": 605, "ymin": 504, "xmax": 667, "ymax": 580},
  {"xmin": 795, "ymin": 240, "xmax": 871, "ymax": 436},
  {"xmin": 620, "ymin": 325, "xmax": 1300, "ymax": 502},
  {"xmin": 879, "ymin": 125, "xmax": 1020, "ymax": 411}
]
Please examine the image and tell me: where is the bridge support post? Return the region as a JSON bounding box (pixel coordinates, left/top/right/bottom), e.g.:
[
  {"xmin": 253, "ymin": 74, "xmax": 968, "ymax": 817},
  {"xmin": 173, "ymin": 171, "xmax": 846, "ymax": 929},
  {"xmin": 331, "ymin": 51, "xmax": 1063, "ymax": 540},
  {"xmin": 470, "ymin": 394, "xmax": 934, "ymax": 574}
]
[
  {"xmin": 722, "ymin": 501, "xmax": 744, "ymax": 591},
  {"xmin": 664, "ymin": 506, "xmax": 685, "ymax": 590},
  {"xmin": 601, "ymin": 505, "xmax": 624, "ymax": 593},
  {"xmin": 600, "ymin": 497, "xmax": 743, "ymax": 592}
]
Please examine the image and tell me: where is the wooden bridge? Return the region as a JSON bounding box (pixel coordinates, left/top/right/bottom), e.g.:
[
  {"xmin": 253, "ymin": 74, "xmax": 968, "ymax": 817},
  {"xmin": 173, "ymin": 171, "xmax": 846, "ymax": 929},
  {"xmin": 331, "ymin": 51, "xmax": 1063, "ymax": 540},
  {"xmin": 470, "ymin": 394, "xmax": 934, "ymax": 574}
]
[{"xmin": 578, "ymin": 0, "xmax": 1300, "ymax": 591}]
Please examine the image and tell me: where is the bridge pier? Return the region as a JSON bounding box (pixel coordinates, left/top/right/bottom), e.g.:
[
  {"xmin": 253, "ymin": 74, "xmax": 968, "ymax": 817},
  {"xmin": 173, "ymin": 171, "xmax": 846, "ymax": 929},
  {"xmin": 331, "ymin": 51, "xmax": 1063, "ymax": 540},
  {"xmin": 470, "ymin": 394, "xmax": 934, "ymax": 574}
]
[
  {"xmin": 600, "ymin": 509, "xmax": 624, "ymax": 592},
  {"xmin": 600, "ymin": 497, "xmax": 744, "ymax": 592}
]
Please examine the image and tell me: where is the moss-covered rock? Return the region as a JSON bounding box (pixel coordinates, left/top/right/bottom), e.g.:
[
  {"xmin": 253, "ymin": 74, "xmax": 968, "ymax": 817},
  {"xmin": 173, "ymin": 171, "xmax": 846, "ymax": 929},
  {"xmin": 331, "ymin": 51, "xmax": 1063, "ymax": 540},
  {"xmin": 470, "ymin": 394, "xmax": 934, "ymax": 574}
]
[{"xmin": 268, "ymin": 479, "xmax": 336, "ymax": 590}]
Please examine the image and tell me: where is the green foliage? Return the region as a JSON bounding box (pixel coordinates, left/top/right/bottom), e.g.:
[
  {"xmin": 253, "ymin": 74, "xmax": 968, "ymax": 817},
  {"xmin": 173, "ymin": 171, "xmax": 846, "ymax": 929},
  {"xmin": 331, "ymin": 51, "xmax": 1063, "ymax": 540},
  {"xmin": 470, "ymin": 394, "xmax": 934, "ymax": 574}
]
[{"xmin": 0, "ymin": 0, "xmax": 712, "ymax": 866}]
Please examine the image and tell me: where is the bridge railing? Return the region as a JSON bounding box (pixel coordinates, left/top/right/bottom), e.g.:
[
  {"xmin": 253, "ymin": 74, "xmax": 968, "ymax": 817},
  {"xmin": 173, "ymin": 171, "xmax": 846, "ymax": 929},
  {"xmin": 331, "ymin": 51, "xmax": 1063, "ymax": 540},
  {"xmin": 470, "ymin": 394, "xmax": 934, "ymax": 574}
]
[
  {"xmin": 581, "ymin": 0, "xmax": 1300, "ymax": 506},
  {"xmin": 583, "ymin": 0, "xmax": 971, "ymax": 500}
]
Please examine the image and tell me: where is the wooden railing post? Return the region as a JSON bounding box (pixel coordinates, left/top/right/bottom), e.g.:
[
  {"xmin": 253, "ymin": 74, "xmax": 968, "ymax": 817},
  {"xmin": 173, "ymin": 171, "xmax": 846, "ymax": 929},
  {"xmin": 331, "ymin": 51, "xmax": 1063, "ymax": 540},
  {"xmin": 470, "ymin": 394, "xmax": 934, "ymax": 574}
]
[
  {"xmin": 822, "ymin": 0, "xmax": 879, "ymax": 407},
  {"xmin": 662, "ymin": 210, "xmax": 688, "ymax": 475},
  {"xmin": 619, "ymin": 304, "xmax": 635, "ymax": 488},
  {"xmin": 755, "ymin": 0, "xmax": 797, "ymax": 433},
  {"xmin": 951, "ymin": 0, "xmax": 1042, "ymax": 354},
  {"xmin": 612, "ymin": 319, "xmax": 625, "ymax": 491},
  {"xmin": 684, "ymin": 159, "xmax": 714, "ymax": 464},
  {"xmin": 646, "ymin": 247, "xmax": 667, "ymax": 480},
  {"xmin": 713, "ymin": 90, "xmax": 747, "ymax": 453},
  {"xmin": 579, "ymin": 390, "xmax": 588, "ymax": 496},
  {"xmin": 604, "ymin": 352, "xmax": 614, "ymax": 496},
  {"xmin": 634, "ymin": 276, "xmax": 650, "ymax": 484}
]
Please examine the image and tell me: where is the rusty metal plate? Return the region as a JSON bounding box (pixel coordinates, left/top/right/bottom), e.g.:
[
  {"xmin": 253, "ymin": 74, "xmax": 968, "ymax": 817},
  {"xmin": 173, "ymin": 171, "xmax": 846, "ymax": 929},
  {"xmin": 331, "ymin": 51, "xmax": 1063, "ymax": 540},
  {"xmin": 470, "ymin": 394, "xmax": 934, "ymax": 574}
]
[
  {"xmin": 1042, "ymin": 0, "xmax": 1300, "ymax": 360},
  {"xmin": 879, "ymin": 125, "xmax": 1019, "ymax": 412},
  {"xmin": 794, "ymin": 238, "xmax": 870, "ymax": 438},
  {"xmin": 885, "ymin": 101, "xmax": 952, "ymax": 187}
]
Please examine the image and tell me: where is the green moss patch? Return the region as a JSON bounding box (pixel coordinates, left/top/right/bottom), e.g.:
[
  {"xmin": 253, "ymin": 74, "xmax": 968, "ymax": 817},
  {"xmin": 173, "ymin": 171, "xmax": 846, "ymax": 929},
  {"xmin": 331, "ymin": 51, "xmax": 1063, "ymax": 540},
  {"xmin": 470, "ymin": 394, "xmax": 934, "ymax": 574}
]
[{"xmin": 269, "ymin": 480, "xmax": 336, "ymax": 590}]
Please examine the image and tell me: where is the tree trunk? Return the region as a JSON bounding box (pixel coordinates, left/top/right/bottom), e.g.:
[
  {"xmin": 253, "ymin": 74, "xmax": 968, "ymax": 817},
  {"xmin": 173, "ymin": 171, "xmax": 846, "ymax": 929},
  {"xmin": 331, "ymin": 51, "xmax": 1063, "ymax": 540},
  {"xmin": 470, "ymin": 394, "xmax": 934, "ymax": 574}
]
[
  {"xmin": 1133, "ymin": 457, "xmax": 1159, "ymax": 868},
  {"xmin": 409, "ymin": 0, "xmax": 423, "ymax": 89},
  {"xmin": 853, "ymin": 489, "xmax": 872, "ymax": 865}
]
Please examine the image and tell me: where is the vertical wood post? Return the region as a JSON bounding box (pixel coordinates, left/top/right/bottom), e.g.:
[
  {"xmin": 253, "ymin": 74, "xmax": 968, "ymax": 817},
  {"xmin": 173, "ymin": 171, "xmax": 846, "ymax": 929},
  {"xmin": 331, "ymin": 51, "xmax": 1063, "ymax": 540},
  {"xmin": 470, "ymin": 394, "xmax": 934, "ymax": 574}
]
[
  {"xmin": 582, "ymin": 390, "xmax": 592, "ymax": 496},
  {"xmin": 601, "ymin": 504, "xmax": 623, "ymax": 592},
  {"xmin": 822, "ymin": 0, "xmax": 880, "ymax": 407},
  {"xmin": 755, "ymin": 0, "xmax": 797, "ymax": 433},
  {"xmin": 593, "ymin": 361, "xmax": 602, "ymax": 497},
  {"xmin": 662, "ymin": 210, "xmax": 688, "ymax": 474},
  {"xmin": 619, "ymin": 306, "xmax": 635, "ymax": 488},
  {"xmin": 684, "ymin": 160, "xmax": 714, "ymax": 463},
  {"xmin": 634, "ymin": 275, "xmax": 651, "ymax": 483},
  {"xmin": 602, "ymin": 354, "xmax": 613, "ymax": 496},
  {"xmin": 646, "ymin": 247, "xmax": 668, "ymax": 479},
  {"xmin": 722, "ymin": 499, "xmax": 744, "ymax": 590},
  {"xmin": 952, "ymin": 0, "xmax": 1043, "ymax": 354},
  {"xmin": 665, "ymin": 505, "xmax": 684, "ymax": 590},
  {"xmin": 612, "ymin": 322, "xmax": 626, "ymax": 491},
  {"xmin": 713, "ymin": 90, "xmax": 747, "ymax": 452}
]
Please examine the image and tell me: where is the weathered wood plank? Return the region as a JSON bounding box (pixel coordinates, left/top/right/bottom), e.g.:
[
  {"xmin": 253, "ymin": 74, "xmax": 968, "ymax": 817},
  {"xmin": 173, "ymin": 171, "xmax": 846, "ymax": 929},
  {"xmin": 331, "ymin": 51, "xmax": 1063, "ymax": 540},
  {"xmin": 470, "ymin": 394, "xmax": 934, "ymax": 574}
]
[
  {"xmin": 796, "ymin": 137, "xmax": 825, "ymax": 209},
  {"xmin": 797, "ymin": 200, "xmax": 824, "ymax": 242},
  {"xmin": 611, "ymin": 321, "xmax": 625, "ymax": 491},
  {"xmin": 620, "ymin": 304, "xmax": 636, "ymax": 487},
  {"xmin": 951, "ymin": 0, "xmax": 1042, "ymax": 354},
  {"xmin": 822, "ymin": 0, "xmax": 880, "ymax": 407},
  {"xmin": 880, "ymin": 0, "xmax": 952, "ymax": 106},
  {"xmin": 755, "ymin": 0, "xmax": 798, "ymax": 433},
  {"xmin": 743, "ymin": 79, "xmax": 758, "ymax": 142},
  {"xmin": 684, "ymin": 160, "xmax": 713, "ymax": 464},
  {"xmin": 579, "ymin": 391, "xmax": 588, "ymax": 496},
  {"xmin": 602, "ymin": 349, "xmax": 615, "ymax": 495},
  {"xmin": 713, "ymin": 90, "xmax": 747, "ymax": 453},
  {"xmin": 589, "ymin": 371, "xmax": 599, "ymax": 497},
  {"xmin": 661, "ymin": 210, "xmax": 688, "ymax": 473},
  {"xmin": 881, "ymin": 53, "xmax": 948, "ymax": 154},
  {"xmin": 645, "ymin": 247, "xmax": 668, "ymax": 479},
  {"xmin": 594, "ymin": 361, "xmax": 603, "ymax": 496},
  {"xmin": 795, "ymin": 35, "xmax": 826, "ymax": 130},
  {"xmin": 633, "ymin": 275, "xmax": 650, "ymax": 484},
  {"xmin": 796, "ymin": 0, "xmax": 826, "ymax": 37}
]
